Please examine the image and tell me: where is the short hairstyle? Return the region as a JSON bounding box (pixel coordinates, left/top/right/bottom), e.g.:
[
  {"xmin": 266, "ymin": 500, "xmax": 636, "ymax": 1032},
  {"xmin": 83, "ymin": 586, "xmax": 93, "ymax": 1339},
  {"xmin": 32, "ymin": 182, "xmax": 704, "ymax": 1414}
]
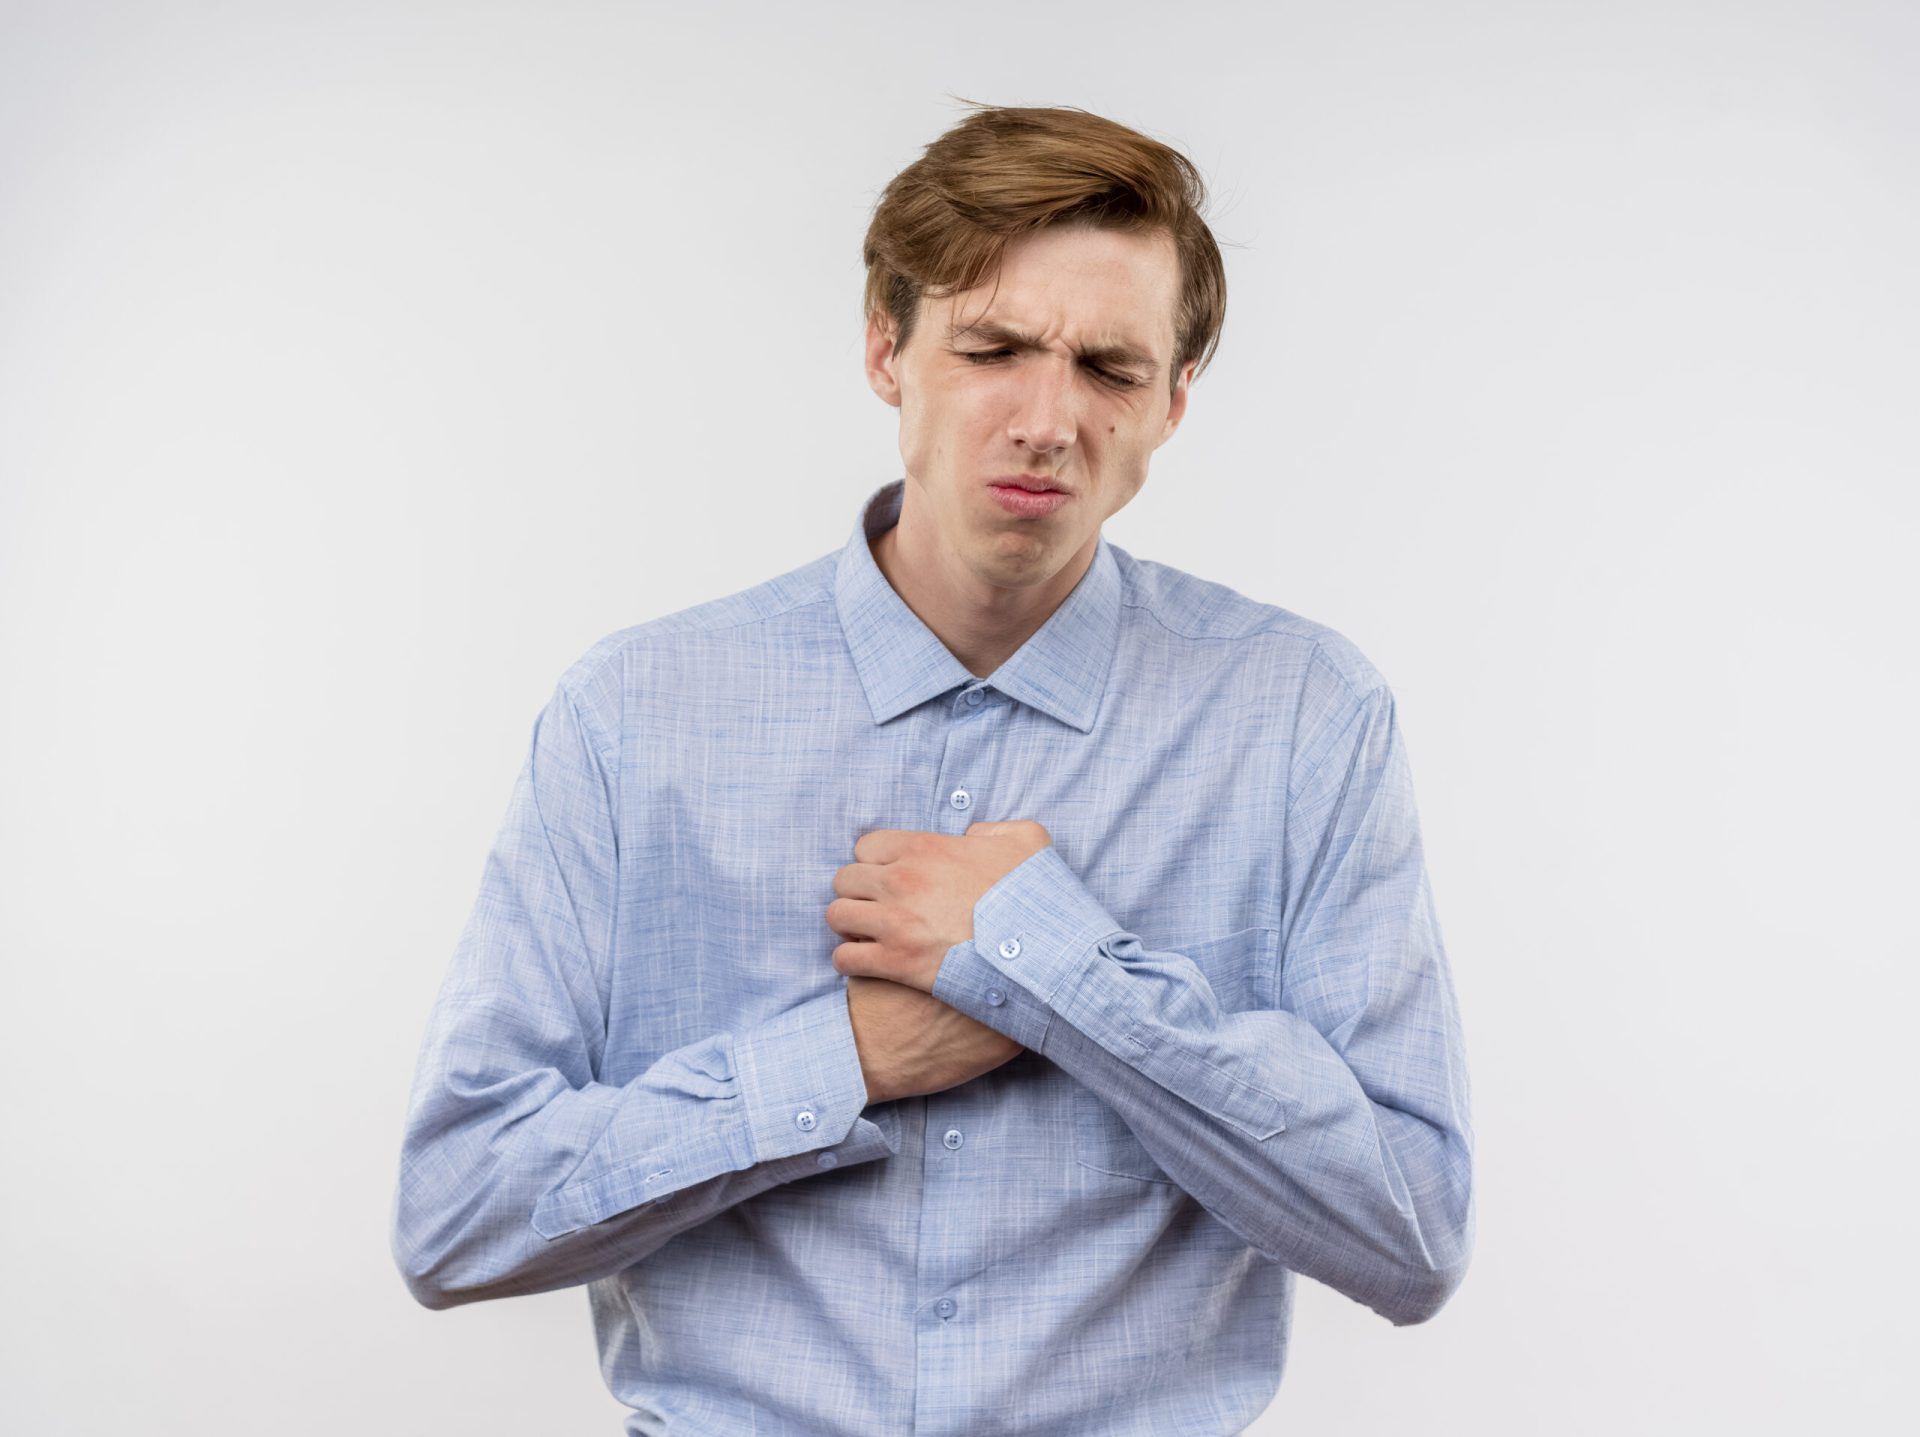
[{"xmin": 862, "ymin": 102, "xmax": 1227, "ymax": 397}]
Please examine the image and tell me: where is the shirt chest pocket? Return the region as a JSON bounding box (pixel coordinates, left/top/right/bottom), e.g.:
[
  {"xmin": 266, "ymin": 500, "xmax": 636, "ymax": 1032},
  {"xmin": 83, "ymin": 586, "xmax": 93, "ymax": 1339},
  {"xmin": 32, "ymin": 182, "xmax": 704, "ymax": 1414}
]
[{"xmin": 1071, "ymin": 925, "xmax": 1282, "ymax": 1184}]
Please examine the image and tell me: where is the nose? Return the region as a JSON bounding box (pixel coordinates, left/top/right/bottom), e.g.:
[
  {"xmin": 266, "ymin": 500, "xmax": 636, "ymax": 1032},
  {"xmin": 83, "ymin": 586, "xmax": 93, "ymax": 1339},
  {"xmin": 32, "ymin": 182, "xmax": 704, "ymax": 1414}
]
[{"xmin": 1006, "ymin": 358, "xmax": 1077, "ymax": 457}]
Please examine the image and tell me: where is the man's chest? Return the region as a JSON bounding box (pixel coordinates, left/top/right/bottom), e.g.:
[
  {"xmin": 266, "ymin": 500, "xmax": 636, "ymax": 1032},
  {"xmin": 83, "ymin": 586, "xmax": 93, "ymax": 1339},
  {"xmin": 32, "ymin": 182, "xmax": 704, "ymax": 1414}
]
[{"xmin": 595, "ymin": 675, "xmax": 1291, "ymax": 1084}]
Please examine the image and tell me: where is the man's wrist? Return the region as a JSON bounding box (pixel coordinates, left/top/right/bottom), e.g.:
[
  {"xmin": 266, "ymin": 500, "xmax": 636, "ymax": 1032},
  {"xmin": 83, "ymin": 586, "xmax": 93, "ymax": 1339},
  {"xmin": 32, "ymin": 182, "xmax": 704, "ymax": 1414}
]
[{"xmin": 857, "ymin": 1057, "xmax": 894, "ymax": 1107}]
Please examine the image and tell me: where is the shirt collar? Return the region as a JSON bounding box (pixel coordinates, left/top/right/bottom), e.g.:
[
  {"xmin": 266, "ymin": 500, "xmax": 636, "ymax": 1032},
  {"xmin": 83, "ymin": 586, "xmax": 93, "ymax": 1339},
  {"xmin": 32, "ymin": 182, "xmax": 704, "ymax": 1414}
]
[{"xmin": 833, "ymin": 478, "xmax": 1121, "ymax": 733}]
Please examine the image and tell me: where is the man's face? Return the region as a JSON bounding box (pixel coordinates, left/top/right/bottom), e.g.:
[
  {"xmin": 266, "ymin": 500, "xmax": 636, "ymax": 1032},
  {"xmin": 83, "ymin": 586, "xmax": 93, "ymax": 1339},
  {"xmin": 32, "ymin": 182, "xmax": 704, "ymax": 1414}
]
[{"xmin": 864, "ymin": 222, "xmax": 1193, "ymax": 590}]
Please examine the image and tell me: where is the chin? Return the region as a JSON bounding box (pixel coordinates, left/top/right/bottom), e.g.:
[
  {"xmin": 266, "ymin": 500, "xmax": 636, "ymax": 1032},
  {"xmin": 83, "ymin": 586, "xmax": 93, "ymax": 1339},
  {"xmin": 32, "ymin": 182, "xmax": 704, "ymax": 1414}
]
[{"xmin": 986, "ymin": 534, "xmax": 1065, "ymax": 576}]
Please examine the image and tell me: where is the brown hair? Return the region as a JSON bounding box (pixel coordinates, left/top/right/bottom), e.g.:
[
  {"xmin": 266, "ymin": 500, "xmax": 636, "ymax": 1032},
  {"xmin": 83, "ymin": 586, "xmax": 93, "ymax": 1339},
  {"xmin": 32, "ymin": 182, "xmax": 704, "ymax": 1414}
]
[{"xmin": 862, "ymin": 102, "xmax": 1227, "ymax": 397}]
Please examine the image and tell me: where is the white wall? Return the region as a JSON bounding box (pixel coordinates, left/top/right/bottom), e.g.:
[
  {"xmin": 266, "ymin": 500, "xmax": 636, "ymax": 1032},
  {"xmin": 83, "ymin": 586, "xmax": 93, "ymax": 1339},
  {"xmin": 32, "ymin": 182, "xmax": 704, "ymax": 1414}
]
[{"xmin": 2, "ymin": 1, "xmax": 1913, "ymax": 1431}]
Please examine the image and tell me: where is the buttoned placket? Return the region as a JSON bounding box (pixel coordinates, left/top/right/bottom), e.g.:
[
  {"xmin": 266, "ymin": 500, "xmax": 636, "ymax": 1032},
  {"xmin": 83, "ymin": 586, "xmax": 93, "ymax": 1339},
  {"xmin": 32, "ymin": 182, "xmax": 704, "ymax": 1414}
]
[{"xmin": 914, "ymin": 678, "xmax": 1005, "ymax": 1384}]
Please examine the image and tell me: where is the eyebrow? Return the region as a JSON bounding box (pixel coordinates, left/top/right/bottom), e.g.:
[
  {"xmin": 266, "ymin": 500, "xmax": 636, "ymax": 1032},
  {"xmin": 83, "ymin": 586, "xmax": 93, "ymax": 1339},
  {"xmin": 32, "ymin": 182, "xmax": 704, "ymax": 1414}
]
[{"xmin": 945, "ymin": 319, "xmax": 1161, "ymax": 377}]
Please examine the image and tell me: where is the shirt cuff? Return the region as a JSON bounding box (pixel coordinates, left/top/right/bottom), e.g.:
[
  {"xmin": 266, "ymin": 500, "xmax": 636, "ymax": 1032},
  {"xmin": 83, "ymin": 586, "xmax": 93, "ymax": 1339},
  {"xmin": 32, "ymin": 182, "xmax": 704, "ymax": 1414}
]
[
  {"xmin": 751, "ymin": 1110, "xmax": 901, "ymax": 1189},
  {"xmin": 930, "ymin": 844, "xmax": 1123, "ymax": 1050},
  {"xmin": 732, "ymin": 982, "xmax": 877, "ymax": 1164}
]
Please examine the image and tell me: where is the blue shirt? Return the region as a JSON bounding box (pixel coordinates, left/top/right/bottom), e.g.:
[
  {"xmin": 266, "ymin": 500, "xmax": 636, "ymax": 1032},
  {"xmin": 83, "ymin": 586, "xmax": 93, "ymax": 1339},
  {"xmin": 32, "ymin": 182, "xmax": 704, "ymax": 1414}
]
[{"xmin": 391, "ymin": 477, "xmax": 1475, "ymax": 1435}]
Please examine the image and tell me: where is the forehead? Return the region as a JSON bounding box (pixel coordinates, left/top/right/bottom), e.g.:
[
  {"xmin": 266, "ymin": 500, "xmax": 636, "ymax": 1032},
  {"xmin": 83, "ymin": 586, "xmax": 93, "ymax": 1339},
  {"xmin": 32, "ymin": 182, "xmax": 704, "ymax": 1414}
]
[{"xmin": 932, "ymin": 223, "xmax": 1181, "ymax": 358}]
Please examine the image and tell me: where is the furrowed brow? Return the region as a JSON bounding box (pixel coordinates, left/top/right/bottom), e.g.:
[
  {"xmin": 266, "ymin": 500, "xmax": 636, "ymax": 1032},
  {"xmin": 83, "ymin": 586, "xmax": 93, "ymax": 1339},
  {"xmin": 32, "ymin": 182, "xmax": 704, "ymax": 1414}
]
[{"xmin": 947, "ymin": 320, "xmax": 1160, "ymax": 376}]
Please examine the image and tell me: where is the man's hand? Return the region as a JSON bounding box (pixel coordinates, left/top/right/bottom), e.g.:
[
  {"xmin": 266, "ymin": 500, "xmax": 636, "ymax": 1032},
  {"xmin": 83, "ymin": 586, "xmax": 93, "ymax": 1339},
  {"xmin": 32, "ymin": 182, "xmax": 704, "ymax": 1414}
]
[
  {"xmin": 826, "ymin": 820, "xmax": 1052, "ymax": 993},
  {"xmin": 828, "ymin": 819, "xmax": 1051, "ymax": 1105},
  {"xmin": 825, "ymin": 814, "xmax": 1052, "ymax": 1106}
]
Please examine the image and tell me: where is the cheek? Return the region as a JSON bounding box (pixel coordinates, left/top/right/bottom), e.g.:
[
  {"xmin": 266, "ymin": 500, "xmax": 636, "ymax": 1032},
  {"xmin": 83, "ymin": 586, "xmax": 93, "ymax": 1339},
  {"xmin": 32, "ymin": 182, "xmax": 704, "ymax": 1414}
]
[
  {"xmin": 896, "ymin": 392, "xmax": 953, "ymax": 475},
  {"xmin": 896, "ymin": 406, "xmax": 928, "ymax": 471},
  {"xmin": 920, "ymin": 391, "xmax": 993, "ymax": 460},
  {"xmin": 1101, "ymin": 431, "xmax": 1155, "ymax": 495}
]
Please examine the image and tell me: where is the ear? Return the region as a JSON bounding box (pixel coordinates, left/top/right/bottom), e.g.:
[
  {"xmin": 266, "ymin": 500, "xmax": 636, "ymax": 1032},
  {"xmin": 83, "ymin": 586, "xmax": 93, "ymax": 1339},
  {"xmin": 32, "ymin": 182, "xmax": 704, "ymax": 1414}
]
[
  {"xmin": 865, "ymin": 311, "xmax": 904, "ymax": 408},
  {"xmin": 1157, "ymin": 361, "xmax": 1195, "ymax": 447}
]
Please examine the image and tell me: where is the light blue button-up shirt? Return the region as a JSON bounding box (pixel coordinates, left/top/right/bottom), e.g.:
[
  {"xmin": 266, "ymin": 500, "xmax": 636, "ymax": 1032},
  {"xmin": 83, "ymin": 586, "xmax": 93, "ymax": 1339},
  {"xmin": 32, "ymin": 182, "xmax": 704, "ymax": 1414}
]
[{"xmin": 391, "ymin": 478, "xmax": 1475, "ymax": 1435}]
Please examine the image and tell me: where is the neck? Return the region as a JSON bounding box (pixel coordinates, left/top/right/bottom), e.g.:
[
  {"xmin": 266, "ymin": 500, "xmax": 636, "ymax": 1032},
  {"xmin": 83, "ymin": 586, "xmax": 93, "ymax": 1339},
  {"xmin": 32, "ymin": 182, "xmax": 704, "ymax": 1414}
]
[{"xmin": 870, "ymin": 483, "xmax": 1095, "ymax": 679}]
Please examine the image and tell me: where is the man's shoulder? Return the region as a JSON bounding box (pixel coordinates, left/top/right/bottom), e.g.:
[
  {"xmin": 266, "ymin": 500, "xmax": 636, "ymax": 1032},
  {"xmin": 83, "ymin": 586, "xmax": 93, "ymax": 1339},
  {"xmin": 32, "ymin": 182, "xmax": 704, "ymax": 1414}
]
[
  {"xmin": 1113, "ymin": 544, "xmax": 1387, "ymax": 699},
  {"xmin": 554, "ymin": 549, "xmax": 840, "ymax": 697}
]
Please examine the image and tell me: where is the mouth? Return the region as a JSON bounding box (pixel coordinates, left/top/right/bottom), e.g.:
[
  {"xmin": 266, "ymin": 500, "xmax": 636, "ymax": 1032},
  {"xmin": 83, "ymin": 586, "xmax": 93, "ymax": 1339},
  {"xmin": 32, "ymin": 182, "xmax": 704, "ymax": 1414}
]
[
  {"xmin": 989, "ymin": 475, "xmax": 1069, "ymax": 494},
  {"xmin": 986, "ymin": 482, "xmax": 1072, "ymax": 518}
]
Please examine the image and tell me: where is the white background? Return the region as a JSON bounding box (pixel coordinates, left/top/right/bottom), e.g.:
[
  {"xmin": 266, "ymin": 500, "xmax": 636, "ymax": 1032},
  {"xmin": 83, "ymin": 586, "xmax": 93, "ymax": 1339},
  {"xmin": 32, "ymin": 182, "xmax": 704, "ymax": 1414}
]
[{"xmin": 3, "ymin": 1, "xmax": 1914, "ymax": 1432}]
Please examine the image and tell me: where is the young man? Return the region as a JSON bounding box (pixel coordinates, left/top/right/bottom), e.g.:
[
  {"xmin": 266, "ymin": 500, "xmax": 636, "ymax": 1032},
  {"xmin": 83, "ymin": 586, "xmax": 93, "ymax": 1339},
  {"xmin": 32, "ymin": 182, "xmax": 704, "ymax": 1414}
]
[{"xmin": 393, "ymin": 104, "xmax": 1474, "ymax": 1435}]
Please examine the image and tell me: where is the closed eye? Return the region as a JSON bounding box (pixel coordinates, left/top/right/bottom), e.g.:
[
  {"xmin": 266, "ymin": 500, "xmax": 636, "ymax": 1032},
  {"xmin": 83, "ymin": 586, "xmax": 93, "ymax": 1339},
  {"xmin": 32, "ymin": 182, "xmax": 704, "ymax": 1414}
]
[{"xmin": 957, "ymin": 349, "xmax": 1142, "ymax": 390}]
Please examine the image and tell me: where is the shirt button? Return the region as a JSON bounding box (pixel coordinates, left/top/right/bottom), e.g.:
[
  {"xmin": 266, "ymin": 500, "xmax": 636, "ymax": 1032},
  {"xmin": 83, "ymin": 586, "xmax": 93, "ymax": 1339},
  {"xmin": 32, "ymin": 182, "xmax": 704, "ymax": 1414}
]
[
  {"xmin": 816, "ymin": 1150, "xmax": 839, "ymax": 1169},
  {"xmin": 943, "ymin": 1128, "xmax": 964, "ymax": 1150},
  {"xmin": 936, "ymin": 1297, "xmax": 956, "ymax": 1319},
  {"xmin": 985, "ymin": 987, "xmax": 1006, "ymax": 1006},
  {"xmin": 965, "ymin": 689, "xmax": 984, "ymax": 706},
  {"xmin": 795, "ymin": 1108, "xmax": 817, "ymax": 1132},
  {"xmin": 949, "ymin": 788, "xmax": 972, "ymax": 810},
  {"xmin": 998, "ymin": 937, "xmax": 1021, "ymax": 959}
]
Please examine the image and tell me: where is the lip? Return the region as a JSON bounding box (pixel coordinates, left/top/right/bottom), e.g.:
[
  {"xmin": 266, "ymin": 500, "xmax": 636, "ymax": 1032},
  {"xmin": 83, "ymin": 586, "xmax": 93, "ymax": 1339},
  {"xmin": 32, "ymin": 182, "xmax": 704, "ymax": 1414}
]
[
  {"xmin": 988, "ymin": 484, "xmax": 1072, "ymax": 517},
  {"xmin": 990, "ymin": 475, "xmax": 1069, "ymax": 494}
]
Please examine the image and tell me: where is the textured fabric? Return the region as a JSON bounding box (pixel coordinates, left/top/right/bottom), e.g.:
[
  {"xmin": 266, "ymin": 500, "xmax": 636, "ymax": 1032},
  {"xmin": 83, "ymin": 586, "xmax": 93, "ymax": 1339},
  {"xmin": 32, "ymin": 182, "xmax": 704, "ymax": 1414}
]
[{"xmin": 391, "ymin": 477, "xmax": 1475, "ymax": 1436}]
